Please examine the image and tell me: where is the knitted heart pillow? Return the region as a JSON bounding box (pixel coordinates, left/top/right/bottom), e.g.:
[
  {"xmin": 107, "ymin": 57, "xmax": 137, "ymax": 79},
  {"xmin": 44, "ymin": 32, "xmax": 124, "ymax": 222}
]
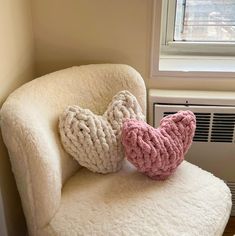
[
  {"xmin": 59, "ymin": 91, "xmax": 145, "ymax": 174},
  {"xmin": 122, "ymin": 111, "xmax": 196, "ymax": 180}
]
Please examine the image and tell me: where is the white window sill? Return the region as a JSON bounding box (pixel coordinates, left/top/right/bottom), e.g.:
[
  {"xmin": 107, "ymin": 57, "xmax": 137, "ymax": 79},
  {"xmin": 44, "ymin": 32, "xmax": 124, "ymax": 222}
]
[{"xmin": 159, "ymin": 55, "xmax": 235, "ymax": 73}]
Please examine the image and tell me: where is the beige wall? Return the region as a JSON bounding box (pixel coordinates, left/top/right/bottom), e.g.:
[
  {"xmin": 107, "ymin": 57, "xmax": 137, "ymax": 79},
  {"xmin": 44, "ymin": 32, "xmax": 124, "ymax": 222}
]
[
  {"xmin": 31, "ymin": 0, "xmax": 235, "ymax": 91},
  {"xmin": 31, "ymin": 0, "xmax": 153, "ymax": 86},
  {"xmin": 0, "ymin": 0, "xmax": 35, "ymax": 235}
]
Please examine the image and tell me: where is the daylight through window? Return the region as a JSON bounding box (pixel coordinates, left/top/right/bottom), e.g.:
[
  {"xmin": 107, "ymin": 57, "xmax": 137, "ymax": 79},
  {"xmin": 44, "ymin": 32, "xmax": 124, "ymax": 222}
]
[{"xmin": 174, "ymin": 0, "xmax": 235, "ymax": 42}]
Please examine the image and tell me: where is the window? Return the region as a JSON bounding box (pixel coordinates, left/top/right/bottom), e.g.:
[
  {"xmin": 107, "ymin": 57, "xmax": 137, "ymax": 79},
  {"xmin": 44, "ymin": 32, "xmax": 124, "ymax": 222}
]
[{"xmin": 161, "ymin": 0, "xmax": 235, "ymax": 56}]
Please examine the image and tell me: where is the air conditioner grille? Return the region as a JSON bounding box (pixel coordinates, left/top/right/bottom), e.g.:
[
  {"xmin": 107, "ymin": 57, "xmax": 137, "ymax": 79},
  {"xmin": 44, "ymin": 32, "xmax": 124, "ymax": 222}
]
[
  {"xmin": 163, "ymin": 112, "xmax": 235, "ymax": 143},
  {"xmin": 227, "ymin": 182, "xmax": 235, "ymax": 216},
  {"xmin": 163, "ymin": 112, "xmax": 175, "ymax": 116},
  {"xmin": 163, "ymin": 112, "xmax": 211, "ymax": 142},
  {"xmin": 211, "ymin": 114, "xmax": 235, "ymax": 143},
  {"xmin": 193, "ymin": 113, "xmax": 210, "ymax": 142}
]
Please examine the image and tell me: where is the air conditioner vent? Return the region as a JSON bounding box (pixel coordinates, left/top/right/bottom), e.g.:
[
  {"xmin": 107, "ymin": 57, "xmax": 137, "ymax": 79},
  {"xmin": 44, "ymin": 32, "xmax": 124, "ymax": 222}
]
[
  {"xmin": 163, "ymin": 112, "xmax": 175, "ymax": 117},
  {"xmin": 163, "ymin": 112, "xmax": 211, "ymax": 142},
  {"xmin": 163, "ymin": 111, "xmax": 235, "ymax": 143},
  {"xmin": 227, "ymin": 182, "xmax": 235, "ymax": 216},
  {"xmin": 211, "ymin": 113, "xmax": 235, "ymax": 143},
  {"xmin": 194, "ymin": 113, "xmax": 210, "ymax": 142}
]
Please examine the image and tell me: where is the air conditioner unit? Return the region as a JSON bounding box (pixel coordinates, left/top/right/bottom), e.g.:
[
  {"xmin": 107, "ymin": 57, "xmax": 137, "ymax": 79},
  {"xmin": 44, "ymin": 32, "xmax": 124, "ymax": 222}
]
[{"xmin": 149, "ymin": 89, "xmax": 235, "ymax": 216}]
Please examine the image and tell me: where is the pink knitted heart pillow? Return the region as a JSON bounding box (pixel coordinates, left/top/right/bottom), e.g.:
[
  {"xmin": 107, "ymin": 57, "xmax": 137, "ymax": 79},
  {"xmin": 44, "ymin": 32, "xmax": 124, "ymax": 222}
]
[{"xmin": 121, "ymin": 111, "xmax": 196, "ymax": 180}]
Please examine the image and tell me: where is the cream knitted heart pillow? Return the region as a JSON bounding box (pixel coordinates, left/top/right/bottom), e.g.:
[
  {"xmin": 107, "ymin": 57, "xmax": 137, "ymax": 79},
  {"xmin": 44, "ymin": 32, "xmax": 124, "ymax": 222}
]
[{"xmin": 59, "ymin": 91, "xmax": 145, "ymax": 173}]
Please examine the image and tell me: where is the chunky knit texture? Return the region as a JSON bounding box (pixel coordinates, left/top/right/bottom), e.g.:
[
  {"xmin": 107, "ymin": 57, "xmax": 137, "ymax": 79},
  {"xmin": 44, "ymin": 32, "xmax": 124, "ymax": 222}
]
[
  {"xmin": 59, "ymin": 90, "xmax": 145, "ymax": 174},
  {"xmin": 122, "ymin": 110, "xmax": 196, "ymax": 180}
]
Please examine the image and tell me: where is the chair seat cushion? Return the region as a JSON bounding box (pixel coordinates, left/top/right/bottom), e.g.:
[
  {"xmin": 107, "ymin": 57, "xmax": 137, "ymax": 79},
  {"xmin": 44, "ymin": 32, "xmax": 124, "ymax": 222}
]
[{"xmin": 42, "ymin": 161, "xmax": 231, "ymax": 236}]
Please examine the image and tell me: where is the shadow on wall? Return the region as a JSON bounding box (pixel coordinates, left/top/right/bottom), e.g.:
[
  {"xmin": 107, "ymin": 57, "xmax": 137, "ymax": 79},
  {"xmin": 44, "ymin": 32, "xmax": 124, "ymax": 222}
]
[
  {"xmin": 0, "ymin": 65, "xmax": 35, "ymax": 107},
  {"xmin": 35, "ymin": 40, "xmax": 134, "ymax": 77},
  {"xmin": 0, "ymin": 66, "xmax": 34, "ymax": 236},
  {"xmin": 0, "ymin": 134, "xmax": 27, "ymax": 236}
]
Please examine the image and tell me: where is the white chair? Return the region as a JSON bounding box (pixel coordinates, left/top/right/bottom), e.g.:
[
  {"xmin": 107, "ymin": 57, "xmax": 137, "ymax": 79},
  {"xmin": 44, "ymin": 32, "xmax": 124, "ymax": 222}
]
[{"xmin": 0, "ymin": 64, "xmax": 231, "ymax": 236}]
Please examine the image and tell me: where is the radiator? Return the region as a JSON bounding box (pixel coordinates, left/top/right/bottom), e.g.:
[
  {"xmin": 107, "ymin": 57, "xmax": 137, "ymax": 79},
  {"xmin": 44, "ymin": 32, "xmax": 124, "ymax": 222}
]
[{"xmin": 149, "ymin": 89, "xmax": 235, "ymax": 216}]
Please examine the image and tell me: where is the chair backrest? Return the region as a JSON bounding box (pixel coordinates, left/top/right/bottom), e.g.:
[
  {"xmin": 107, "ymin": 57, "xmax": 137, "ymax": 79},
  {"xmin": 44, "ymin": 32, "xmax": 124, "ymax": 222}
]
[{"xmin": 0, "ymin": 64, "xmax": 146, "ymax": 235}]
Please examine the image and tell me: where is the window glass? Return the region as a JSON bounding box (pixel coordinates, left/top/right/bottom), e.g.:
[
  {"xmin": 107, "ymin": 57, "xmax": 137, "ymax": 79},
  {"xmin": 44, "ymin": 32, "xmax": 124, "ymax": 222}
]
[{"xmin": 174, "ymin": 0, "xmax": 235, "ymax": 42}]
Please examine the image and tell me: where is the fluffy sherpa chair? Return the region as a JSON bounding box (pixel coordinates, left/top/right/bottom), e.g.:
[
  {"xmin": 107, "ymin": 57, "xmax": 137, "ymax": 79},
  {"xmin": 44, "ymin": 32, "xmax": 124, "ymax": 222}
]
[{"xmin": 0, "ymin": 64, "xmax": 232, "ymax": 236}]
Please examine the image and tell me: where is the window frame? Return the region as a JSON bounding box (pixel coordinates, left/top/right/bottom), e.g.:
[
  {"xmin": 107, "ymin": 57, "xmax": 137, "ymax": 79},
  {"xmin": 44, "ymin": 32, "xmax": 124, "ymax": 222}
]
[
  {"xmin": 150, "ymin": 0, "xmax": 235, "ymax": 79},
  {"xmin": 161, "ymin": 0, "xmax": 235, "ymax": 56}
]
